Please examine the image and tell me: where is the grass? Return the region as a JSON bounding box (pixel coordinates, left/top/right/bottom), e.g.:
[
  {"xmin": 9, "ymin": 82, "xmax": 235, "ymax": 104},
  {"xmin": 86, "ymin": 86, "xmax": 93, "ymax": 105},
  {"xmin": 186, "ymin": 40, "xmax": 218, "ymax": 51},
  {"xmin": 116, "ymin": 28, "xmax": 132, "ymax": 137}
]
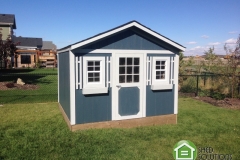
[
  {"xmin": 0, "ymin": 98, "xmax": 239, "ymax": 159},
  {"xmin": 0, "ymin": 69, "xmax": 57, "ymax": 104}
]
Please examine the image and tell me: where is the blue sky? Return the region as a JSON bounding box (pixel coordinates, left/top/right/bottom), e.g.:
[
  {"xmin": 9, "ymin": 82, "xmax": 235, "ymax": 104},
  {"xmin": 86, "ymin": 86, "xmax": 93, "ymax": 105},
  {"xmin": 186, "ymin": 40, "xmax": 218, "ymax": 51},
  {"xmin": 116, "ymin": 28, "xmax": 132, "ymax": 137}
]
[{"xmin": 1, "ymin": 0, "xmax": 239, "ymax": 55}]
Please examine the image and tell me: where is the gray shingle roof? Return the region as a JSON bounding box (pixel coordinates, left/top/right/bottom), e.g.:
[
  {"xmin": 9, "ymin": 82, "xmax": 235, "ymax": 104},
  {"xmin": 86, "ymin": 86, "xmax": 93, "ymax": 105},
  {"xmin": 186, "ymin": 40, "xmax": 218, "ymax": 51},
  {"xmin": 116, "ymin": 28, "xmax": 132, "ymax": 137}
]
[
  {"xmin": 13, "ymin": 36, "xmax": 42, "ymax": 48},
  {"xmin": 0, "ymin": 14, "xmax": 16, "ymax": 29},
  {"xmin": 42, "ymin": 41, "xmax": 57, "ymax": 50}
]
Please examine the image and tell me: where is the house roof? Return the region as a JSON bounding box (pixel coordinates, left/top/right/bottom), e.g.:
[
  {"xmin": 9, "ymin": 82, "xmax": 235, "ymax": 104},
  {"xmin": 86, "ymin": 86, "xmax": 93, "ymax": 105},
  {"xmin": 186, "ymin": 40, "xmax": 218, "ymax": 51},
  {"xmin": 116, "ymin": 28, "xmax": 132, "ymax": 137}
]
[
  {"xmin": 58, "ymin": 20, "xmax": 185, "ymax": 52},
  {"xmin": 13, "ymin": 36, "xmax": 42, "ymax": 48},
  {"xmin": 0, "ymin": 14, "xmax": 16, "ymax": 29},
  {"xmin": 42, "ymin": 41, "xmax": 57, "ymax": 50}
]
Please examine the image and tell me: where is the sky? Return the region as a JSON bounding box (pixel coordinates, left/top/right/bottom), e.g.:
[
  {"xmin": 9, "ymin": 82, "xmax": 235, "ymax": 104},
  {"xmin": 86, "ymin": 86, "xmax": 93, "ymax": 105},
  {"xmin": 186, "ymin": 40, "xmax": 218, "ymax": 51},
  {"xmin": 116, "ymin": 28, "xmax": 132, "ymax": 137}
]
[{"xmin": 1, "ymin": 0, "xmax": 239, "ymax": 56}]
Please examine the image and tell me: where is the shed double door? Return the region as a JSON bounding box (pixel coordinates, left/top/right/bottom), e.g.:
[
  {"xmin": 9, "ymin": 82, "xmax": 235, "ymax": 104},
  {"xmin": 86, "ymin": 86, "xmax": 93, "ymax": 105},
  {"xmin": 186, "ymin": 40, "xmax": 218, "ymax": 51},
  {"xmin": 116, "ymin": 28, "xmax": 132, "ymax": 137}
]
[{"xmin": 112, "ymin": 53, "xmax": 144, "ymax": 120}]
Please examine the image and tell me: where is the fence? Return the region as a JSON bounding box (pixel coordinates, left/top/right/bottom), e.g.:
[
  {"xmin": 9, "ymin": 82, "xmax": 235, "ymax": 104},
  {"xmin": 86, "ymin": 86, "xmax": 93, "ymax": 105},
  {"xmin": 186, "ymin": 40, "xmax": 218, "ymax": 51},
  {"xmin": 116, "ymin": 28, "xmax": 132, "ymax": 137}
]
[
  {"xmin": 0, "ymin": 71, "xmax": 57, "ymax": 104},
  {"xmin": 179, "ymin": 73, "xmax": 240, "ymax": 99},
  {"xmin": 1, "ymin": 69, "xmax": 239, "ymax": 104}
]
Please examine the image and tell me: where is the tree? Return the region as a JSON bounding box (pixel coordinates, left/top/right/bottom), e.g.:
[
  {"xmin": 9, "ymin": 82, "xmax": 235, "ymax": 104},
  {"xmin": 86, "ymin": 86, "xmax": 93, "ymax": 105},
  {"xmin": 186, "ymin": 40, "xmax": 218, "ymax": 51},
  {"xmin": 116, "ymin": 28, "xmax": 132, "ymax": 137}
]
[
  {"xmin": 223, "ymin": 34, "xmax": 240, "ymax": 98},
  {"xmin": 204, "ymin": 46, "xmax": 217, "ymax": 72},
  {"xmin": 0, "ymin": 34, "xmax": 19, "ymax": 68}
]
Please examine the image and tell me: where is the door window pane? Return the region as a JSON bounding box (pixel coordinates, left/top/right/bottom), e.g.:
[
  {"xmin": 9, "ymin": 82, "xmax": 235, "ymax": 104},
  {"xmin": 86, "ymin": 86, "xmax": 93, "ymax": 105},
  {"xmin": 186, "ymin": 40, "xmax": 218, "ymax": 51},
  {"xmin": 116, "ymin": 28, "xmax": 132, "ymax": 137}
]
[
  {"xmin": 127, "ymin": 75, "xmax": 132, "ymax": 82},
  {"xmin": 119, "ymin": 75, "xmax": 125, "ymax": 83},
  {"xmin": 119, "ymin": 58, "xmax": 125, "ymax": 65},
  {"xmin": 119, "ymin": 67, "xmax": 125, "ymax": 74},
  {"xmin": 127, "ymin": 58, "xmax": 132, "ymax": 65}
]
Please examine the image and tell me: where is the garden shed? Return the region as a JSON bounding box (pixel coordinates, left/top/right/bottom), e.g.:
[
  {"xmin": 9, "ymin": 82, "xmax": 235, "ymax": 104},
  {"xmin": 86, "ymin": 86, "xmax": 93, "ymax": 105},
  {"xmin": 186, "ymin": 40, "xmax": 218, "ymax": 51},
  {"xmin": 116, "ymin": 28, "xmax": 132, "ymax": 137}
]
[{"xmin": 57, "ymin": 21, "xmax": 185, "ymax": 131}]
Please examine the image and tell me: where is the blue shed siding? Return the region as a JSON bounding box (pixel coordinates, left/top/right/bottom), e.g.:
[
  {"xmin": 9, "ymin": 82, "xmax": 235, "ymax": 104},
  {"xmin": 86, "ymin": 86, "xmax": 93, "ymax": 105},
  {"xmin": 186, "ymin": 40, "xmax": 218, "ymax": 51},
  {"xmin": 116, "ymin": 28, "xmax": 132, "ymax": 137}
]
[
  {"xmin": 58, "ymin": 52, "xmax": 71, "ymax": 120},
  {"xmin": 75, "ymin": 89, "xmax": 112, "ymax": 124},
  {"xmin": 146, "ymin": 85, "xmax": 175, "ymax": 116},
  {"xmin": 80, "ymin": 29, "xmax": 166, "ymax": 50}
]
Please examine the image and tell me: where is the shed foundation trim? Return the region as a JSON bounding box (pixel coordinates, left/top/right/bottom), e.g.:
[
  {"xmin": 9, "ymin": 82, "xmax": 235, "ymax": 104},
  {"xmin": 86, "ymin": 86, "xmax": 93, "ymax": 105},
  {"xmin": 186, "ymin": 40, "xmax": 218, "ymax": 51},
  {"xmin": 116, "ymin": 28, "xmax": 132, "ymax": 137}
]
[
  {"xmin": 71, "ymin": 114, "xmax": 176, "ymax": 131},
  {"xmin": 58, "ymin": 104, "xmax": 177, "ymax": 131}
]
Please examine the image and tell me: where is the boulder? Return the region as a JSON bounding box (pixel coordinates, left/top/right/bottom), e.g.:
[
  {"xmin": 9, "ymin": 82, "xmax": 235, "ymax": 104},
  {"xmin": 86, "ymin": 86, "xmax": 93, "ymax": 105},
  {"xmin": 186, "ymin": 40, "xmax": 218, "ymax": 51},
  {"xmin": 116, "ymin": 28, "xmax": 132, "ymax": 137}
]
[{"xmin": 17, "ymin": 78, "xmax": 25, "ymax": 85}]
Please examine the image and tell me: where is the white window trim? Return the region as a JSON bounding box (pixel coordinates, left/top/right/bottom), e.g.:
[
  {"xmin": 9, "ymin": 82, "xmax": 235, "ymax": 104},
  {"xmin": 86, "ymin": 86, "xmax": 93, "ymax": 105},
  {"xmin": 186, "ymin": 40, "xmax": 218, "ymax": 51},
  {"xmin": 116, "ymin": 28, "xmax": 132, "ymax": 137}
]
[
  {"xmin": 82, "ymin": 56, "xmax": 106, "ymax": 94},
  {"xmin": 152, "ymin": 57, "xmax": 170, "ymax": 85}
]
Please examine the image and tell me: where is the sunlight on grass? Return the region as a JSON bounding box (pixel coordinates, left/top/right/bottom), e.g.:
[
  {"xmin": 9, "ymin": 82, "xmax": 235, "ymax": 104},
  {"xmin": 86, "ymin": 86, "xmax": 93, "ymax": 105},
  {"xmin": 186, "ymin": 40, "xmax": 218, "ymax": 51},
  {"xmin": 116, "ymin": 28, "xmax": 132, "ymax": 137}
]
[{"xmin": 0, "ymin": 98, "xmax": 239, "ymax": 159}]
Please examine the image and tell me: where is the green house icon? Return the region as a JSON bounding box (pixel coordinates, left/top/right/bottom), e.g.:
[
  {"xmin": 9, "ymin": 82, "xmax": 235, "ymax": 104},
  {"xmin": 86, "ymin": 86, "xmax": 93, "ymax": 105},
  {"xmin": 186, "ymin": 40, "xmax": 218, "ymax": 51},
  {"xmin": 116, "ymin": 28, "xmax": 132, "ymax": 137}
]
[{"xmin": 174, "ymin": 142, "xmax": 196, "ymax": 160}]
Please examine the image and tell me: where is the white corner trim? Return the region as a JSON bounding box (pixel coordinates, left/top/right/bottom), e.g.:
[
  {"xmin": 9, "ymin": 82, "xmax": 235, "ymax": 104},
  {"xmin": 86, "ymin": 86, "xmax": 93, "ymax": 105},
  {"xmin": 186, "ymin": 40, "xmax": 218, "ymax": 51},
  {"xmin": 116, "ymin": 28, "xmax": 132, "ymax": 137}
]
[
  {"xmin": 174, "ymin": 54, "xmax": 179, "ymax": 114},
  {"xmin": 69, "ymin": 50, "xmax": 76, "ymax": 125},
  {"xmin": 82, "ymin": 87, "xmax": 108, "ymax": 95},
  {"xmin": 151, "ymin": 84, "xmax": 173, "ymax": 90},
  {"xmin": 57, "ymin": 54, "xmax": 59, "ymax": 102}
]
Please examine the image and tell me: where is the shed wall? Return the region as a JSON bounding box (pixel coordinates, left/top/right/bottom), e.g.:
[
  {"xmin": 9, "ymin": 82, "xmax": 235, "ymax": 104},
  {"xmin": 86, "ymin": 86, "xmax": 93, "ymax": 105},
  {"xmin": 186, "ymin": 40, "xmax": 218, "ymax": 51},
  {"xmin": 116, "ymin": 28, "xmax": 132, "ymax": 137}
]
[
  {"xmin": 75, "ymin": 89, "xmax": 112, "ymax": 124},
  {"xmin": 58, "ymin": 52, "xmax": 71, "ymax": 120},
  {"xmin": 146, "ymin": 85, "xmax": 175, "ymax": 116}
]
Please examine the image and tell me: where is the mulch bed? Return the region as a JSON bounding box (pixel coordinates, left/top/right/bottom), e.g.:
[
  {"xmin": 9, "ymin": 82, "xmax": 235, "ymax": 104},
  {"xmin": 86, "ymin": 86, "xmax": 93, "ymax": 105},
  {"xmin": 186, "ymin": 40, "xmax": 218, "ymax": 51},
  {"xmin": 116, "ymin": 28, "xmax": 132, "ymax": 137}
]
[
  {"xmin": 0, "ymin": 82, "xmax": 38, "ymax": 90},
  {"xmin": 179, "ymin": 92, "xmax": 240, "ymax": 110},
  {"xmin": 195, "ymin": 96, "xmax": 240, "ymax": 110}
]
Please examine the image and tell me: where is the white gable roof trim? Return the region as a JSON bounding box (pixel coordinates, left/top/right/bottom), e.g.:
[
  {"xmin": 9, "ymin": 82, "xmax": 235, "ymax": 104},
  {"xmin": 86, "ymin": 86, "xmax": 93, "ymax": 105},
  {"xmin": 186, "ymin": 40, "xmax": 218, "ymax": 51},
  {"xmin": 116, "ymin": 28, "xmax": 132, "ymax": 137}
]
[{"xmin": 58, "ymin": 21, "xmax": 185, "ymax": 54}]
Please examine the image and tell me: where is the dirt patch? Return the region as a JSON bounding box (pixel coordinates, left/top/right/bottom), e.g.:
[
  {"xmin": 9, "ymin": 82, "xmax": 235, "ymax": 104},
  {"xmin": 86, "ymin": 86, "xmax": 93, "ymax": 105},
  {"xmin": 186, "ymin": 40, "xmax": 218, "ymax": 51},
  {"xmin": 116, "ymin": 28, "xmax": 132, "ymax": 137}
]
[
  {"xmin": 194, "ymin": 96, "xmax": 240, "ymax": 110},
  {"xmin": 0, "ymin": 82, "xmax": 38, "ymax": 90}
]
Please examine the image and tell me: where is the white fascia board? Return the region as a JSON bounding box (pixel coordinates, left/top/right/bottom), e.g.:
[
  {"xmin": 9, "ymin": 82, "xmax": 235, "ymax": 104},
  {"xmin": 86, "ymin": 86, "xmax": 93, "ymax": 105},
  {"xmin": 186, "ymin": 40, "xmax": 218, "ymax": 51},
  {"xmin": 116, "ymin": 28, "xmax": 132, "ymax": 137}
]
[
  {"xmin": 134, "ymin": 23, "xmax": 185, "ymax": 51},
  {"xmin": 74, "ymin": 49, "xmax": 174, "ymax": 54},
  {"xmin": 69, "ymin": 50, "xmax": 76, "ymax": 125},
  {"xmin": 71, "ymin": 21, "xmax": 185, "ymax": 51},
  {"xmin": 71, "ymin": 23, "xmax": 135, "ymax": 50},
  {"xmin": 57, "ymin": 48, "xmax": 71, "ymax": 54}
]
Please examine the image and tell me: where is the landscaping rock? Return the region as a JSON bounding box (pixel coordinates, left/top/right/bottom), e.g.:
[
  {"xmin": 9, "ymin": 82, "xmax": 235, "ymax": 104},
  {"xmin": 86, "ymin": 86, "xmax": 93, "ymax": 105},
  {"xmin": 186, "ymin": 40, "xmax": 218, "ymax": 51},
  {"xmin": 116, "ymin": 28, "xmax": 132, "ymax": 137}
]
[{"xmin": 17, "ymin": 78, "xmax": 25, "ymax": 85}]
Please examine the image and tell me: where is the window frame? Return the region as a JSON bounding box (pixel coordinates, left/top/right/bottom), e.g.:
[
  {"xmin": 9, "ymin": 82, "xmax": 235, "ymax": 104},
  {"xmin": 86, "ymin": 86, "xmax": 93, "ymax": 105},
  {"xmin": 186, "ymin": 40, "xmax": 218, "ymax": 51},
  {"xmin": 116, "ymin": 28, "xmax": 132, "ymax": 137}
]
[
  {"xmin": 83, "ymin": 56, "xmax": 105, "ymax": 89},
  {"xmin": 152, "ymin": 56, "xmax": 170, "ymax": 85}
]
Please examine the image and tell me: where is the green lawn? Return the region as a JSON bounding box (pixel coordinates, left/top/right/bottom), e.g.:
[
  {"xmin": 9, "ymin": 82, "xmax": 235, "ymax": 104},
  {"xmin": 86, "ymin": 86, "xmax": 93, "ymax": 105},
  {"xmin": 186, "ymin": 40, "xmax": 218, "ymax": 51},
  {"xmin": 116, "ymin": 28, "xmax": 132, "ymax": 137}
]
[
  {"xmin": 0, "ymin": 98, "xmax": 239, "ymax": 159},
  {"xmin": 0, "ymin": 70, "xmax": 57, "ymax": 104}
]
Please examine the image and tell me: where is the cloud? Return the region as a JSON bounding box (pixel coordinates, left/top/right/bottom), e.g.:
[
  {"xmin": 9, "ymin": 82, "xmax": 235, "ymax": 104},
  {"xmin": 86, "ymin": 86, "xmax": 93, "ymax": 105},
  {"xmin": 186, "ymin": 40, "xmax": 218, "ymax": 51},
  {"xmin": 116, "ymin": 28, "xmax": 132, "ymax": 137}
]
[
  {"xmin": 201, "ymin": 35, "xmax": 209, "ymax": 39},
  {"xmin": 225, "ymin": 38, "xmax": 237, "ymax": 43},
  {"xmin": 208, "ymin": 42, "xmax": 221, "ymax": 45},
  {"xmin": 184, "ymin": 45, "xmax": 226, "ymax": 56},
  {"xmin": 187, "ymin": 41, "xmax": 197, "ymax": 44},
  {"xmin": 228, "ymin": 31, "xmax": 238, "ymax": 34}
]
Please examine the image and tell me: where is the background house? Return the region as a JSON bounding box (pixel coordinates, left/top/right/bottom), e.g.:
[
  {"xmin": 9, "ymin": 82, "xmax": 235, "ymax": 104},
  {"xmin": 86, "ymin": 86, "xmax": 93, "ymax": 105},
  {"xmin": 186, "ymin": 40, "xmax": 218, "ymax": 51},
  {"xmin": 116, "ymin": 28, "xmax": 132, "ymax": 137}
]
[
  {"xmin": 39, "ymin": 41, "xmax": 57, "ymax": 68},
  {"xmin": 13, "ymin": 36, "xmax": 42, "ymax": 68},
  {"xmin": 0, "ymin": 14, "xmax": 16, "ymax": 40},
  {"xmin": 0, "ymin": 13, "xmax": 57, "ymax": 69},
  {"xmin": 57, "ymin": 21, "xmax": 185, "ymax": 131}
]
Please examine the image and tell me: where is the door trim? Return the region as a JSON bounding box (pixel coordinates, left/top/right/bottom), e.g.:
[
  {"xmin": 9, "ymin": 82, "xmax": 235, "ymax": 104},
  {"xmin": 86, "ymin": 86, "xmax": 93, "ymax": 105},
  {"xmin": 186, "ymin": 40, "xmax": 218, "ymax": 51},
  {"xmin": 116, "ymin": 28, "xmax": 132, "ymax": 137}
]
[{"xmin": 112, "ymin": 52, "xmax": 146, "ymax": 120}]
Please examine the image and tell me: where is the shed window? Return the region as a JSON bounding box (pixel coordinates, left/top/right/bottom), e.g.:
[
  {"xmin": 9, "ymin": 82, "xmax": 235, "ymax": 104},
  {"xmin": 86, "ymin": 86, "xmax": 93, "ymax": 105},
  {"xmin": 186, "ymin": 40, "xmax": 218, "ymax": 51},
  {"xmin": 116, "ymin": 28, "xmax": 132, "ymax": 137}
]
[
  {"xmin": 83, "ymin": 56, "xmax": 105, "ymax": 89},
  {"xmin": 87, "ymin": 61, "xmax": 100, "ymax": 82},
  {"xmin": 155, "ymin": 60, "xmax": 166, "ymax": 80},
  {"xmin": 152, "ymin": 57, "xmax": 170, "ymax": 86}
]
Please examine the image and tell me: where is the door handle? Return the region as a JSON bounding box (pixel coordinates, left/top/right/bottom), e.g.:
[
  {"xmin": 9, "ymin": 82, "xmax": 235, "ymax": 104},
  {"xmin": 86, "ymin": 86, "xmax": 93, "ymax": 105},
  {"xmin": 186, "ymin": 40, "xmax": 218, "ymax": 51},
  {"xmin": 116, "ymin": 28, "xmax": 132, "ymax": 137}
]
[{"xmin": 116, "ymin": 85, "xmax": 121, "ymax": 88}]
